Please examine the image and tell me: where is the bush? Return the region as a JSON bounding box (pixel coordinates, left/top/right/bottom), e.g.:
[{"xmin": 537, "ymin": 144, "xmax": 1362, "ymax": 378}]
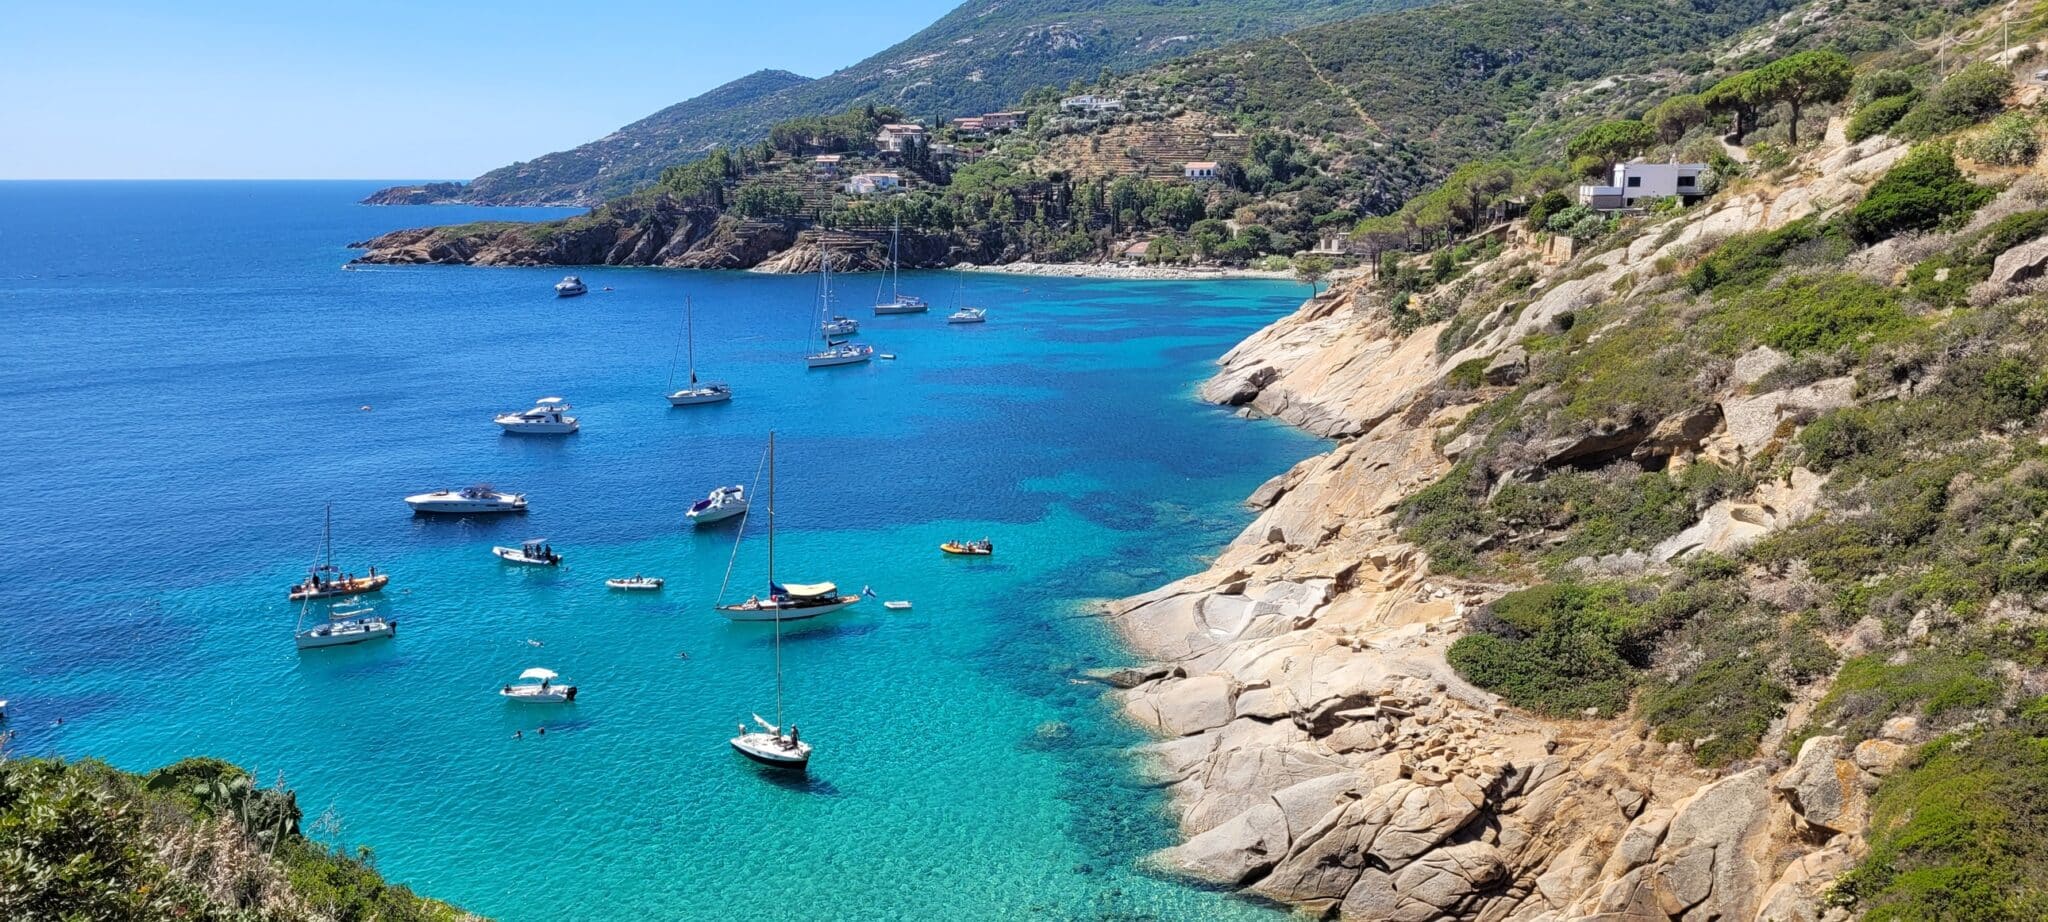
[
  {"xmin": 1525, "ymin": 190, "xmax": 1572, "ymax": 230},
  {"xmin": 1446, "ymin": 357, "xmax": 1488, "ymax": 388},
  {"xmin": 1960, "ymin": 112, "xmax": 2040, "ymax": 167},
  {"xmin": 1847, "ymin": 93, "xmax": 1917, "ymax": 142},
  {"xmin": 1685, "ymin": 216, "xmax": 1829, "ymax": 293},
  {"xmin": 1705, "ymin": 273, "xmax": 1912, "ymax": 356},
  {"xmin": 1446, "ymin": 582, "xmax": 1652, "ymax": 717},
  {"xmin": 1892, "ymin": 62, "xmax": 2013, "ymax": 139},
  {"xmin": 1853, "ymin": 69, "xmax": 1916, "ymax": 106},
  {"xmin": 1640, "ymin": 655, "xmax": 1790, "ymax": 766},
  {"xmin": 1842, "ymin": 146, "xmax": 1993, "ymax": 243}
]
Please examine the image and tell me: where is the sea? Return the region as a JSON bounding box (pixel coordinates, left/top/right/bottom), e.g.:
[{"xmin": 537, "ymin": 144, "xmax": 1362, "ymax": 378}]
[{"xmin": 0, "ymin": 180, "xmax": 1323, "ymax": 920}]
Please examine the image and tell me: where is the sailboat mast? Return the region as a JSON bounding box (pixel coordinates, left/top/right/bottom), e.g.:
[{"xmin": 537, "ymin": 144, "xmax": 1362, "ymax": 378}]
[
  {"xmin": 322, "ymin": 503, "xmax": 333, "ymax": 570},
  {"xmin": 686, "ymin": 296, "xmax": 698, "ymax": 385},
  {"xmin": 768, "ymin": 431, "xmax": 783, "ymax": 727},
  {"xmin": 891, "ymin": 217, "xmax": 901, "ymax": 301}
]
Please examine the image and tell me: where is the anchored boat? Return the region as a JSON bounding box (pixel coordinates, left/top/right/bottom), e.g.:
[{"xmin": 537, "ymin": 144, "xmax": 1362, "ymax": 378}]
[
  {"xmin": 941, "ymin": 538, "xmax": 994, "ymax": 556},
  {"xmin": 495, "ymin": 397, "xmax": 579, "ymax": 434},
  {"xmin": 687, "ymin": 484, "xmax": 748, "ymax": 525},
  {"xmin": 806, "ymin": 246, "xmax": 874, "ymax": 369},
  {"xmin": 872, "ymin": 217, "xmax": 928, "ymax": 315},
  {"xmin": 606, "ymin": 576, "xmax": 664, "ymax": 591},
  {"xmin": 716, "ymin": 433, "xmax": 863, "ymax": 622},
  {"xmin": 288, "ymin": 503, "xmax": 389, "ymax": 601},
  {"xmin": 667, "ymin": 296, "xmax": 733, "ymax": 406},
  {"xmin": 494, "ymin": 538, "xmax": 561, "ymax": 566},
  {"xmin": 554, "ymin": 276, "xmax": 587, "ymax": 298},
  {"xmin": 500, "ymin": 667, "xmax": 576, "ymax": 702},
  {"xmin": 405, "ymin": 484, "xmax": 527, "ymax": 514},
  {"xmin": 294, "ymin": 600, "xmax": 396, "ymax": 650}
]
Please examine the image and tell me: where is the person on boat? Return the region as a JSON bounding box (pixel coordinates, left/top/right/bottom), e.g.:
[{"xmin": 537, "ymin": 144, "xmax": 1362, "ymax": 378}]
[
  {"xmin": 788, "ymin": 725, "xmax": 800, "ymax": 749},
  {"xmin": 502, "ymin": 684, "xmax": 512, "ymax": 694},
  {"xmin": 737, "ymin": 722, "xmax": 747, "ymax": 737},
  {"xmin": 540, "ymin": 677, "xmax": 550, "ymax": 692}
]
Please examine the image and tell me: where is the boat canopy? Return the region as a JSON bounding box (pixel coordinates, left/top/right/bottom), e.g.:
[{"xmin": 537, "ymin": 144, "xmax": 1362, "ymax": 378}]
[
  {"xmin": 520, "ymin": 668, "xmax": 558, "ymax": 681},
  {"xmin": 537, "ymin": 397, "xmax": 567, "ymax": 406},
  {"xmin": 779, "ymin": 581, "xmax": 836, "ymax": 598}
]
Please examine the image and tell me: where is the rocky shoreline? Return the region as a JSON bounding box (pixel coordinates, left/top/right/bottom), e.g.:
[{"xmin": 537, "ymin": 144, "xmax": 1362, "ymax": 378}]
[{"xmin": 1106, "ymin": 130, "xmax": 1917, "ymax": 921}]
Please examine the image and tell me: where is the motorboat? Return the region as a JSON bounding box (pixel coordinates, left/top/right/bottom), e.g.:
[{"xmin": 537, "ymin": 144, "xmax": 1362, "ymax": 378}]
[
  {"xmin": 941, "ymin": 538, "xmax": 994, "ymax": 556},
  {"xmin": 947, "ymin": 307, "xmax": 987, "ymax": 324},
  {"xmin": 667, "ymin": 296, "xmax": 733, "ymax": 406},
  {"xmin": 716, "ymin": 433, "xmax": 863, "ymax": 623},
  {"xmin": 288, "ymin": 503, "xmax": 389, "ymax": 601},
  {"xmin": 496, "ymin": 397, "xmax": 579, "ymax": 434},
  {"xmin": 555, "ymin": 276, "xmax": 587, "ymax": 298},
  {"xmin": 501, "ymin": 667, "xmax": 576, "ymax": 702},
  {"xmin": 883, "ymin": 600, "xmax": 913, "ymax": 611},
  {"xmin": 494, "ymin": 539, "xmax": 561, "ymax": 566},
  {"xmin": 295, "ymin": 601, "xmax": 396, "ymax": 650},
  {"xmin": 607, "ymin": 576, "xmax": 664, "ymax": 591},
  {"xmin": 821, "ymin": 315, "xmax": 860, "ymax": 336},
  {"xmin": 687, "ymin": 485, "xmax": 748, "ymax": 525},
  {"xmin": 731, "ymin": 714, "xmax": 810, "ymax": 772},
  {"xmin": 405, "ymin": 484, "xmax": 527, "ymax": 514},
  {"xmin": 879, "ymin": 353, "xmax": 898, "ymax": 360},
  {"xmin": 872, "ymin": 217, "xmax": 928, "ymax": 314},
  {"xmin": 806, "ymin": 342, "xmax": 874, "ymax": 368}
]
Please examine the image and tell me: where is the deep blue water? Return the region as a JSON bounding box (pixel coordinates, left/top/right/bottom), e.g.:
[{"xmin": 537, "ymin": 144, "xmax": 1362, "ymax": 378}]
[{"xmin": 0, "ymin": 181, "xmax": 1320, "ymax": 920}]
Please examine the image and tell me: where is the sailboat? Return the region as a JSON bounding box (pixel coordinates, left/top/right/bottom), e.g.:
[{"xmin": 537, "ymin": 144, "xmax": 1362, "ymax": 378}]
[
  {"xmin": 947, "ymin": 273, "xmax": 987, "ymax": 324},
  {"xmin": 287, "ymin": 504, "xmax": 389, "ymax": 601},
  {"xmin": 717, "ymin": 433, "xmax": 863, "ymax": 622},
  {"xmin": 667, "ymin": 296, "xmax": 732, "ymax": 406},
  {"xmin": 728, "ymin": 436, "xmax": 816, "ymax": 773},
  {"xmin": 806, "ymin": 247, "xmax": 875, "ymax": 368},
  {"xmin": 872, "ymin": 217, "xmax": 929, "ymax": 315}
]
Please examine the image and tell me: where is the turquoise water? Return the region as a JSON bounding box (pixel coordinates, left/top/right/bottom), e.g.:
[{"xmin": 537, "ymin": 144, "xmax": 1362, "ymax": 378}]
[{"xmin": 0, "ymin": 181, "xmax": 1321, "ymax": 920}]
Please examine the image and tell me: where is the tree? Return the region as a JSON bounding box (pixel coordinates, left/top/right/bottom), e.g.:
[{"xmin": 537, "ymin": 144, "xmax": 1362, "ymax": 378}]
[
  {"xmin": 1703, "ymin": 72, "xmax": 1765, "ymax": 144},
  {"xmin": 1567, "ymin": 120, "xmax": 1657, "ymax": 165},
  {"xmin": 1295, "ymin": 254, "xmax": 1333, "ymax": 293},
  {"xmin": 1645, "ymin": 94, "xmax": 1708, "ymax": 144},
  {"xmin": 1752, "ymin": 50, "xmax": 1853, "ymax": 145}
]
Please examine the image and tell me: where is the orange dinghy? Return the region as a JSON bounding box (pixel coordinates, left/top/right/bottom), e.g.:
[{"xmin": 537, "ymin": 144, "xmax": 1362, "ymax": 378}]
[{"xmin": 940, "ymin": 539, "xmax": 993, "ymax": 556}]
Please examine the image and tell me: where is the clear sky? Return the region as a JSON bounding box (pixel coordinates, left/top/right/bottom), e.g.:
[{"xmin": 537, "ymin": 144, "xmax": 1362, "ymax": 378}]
[{"xmin": 0, "ymin": 0, "xmax": 963, "ymax": 180}]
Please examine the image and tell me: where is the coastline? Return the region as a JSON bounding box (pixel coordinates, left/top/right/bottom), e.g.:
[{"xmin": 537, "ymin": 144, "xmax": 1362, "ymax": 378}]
[{"xmin": 957, "ymin": 261, "xmax": 1300, "ymax": 282}]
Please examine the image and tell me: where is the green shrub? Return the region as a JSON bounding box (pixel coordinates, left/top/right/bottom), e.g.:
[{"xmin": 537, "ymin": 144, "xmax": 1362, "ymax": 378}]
[
  {"xmin": 1853, "ymin": 69, "xmax": 1916, "ymax": 106},
  {"xmin": 1960, "ymin": 112, "xmax": 2040, "ymax": 167},
  {"xmin": 1640, "ymin": 655, "xmax": 1790, "ymax": 766},
  {"xmin": 1809, "ymin": 649, "xmax": 2005, "ymax": 742},
  {"xmin": 1892, "ymin": 63, "xmax": 2013, "ymax": 139},
  {"xmin": 1525, "ymin": 190, "xmax": 1572, "ymax": 230},
  {"xmin": 1448, "ymin": 582, "xmax": 1654, "ymax": 717},
  {"xmin": 1842, "ymin": 146, "xmax": 1993, "ymax": 243},
  {"xmin": 1847, "ymin": 93, "xmax": 1917, "ymax": 142},
  {"xmin": 1706, "ymin": 274, "xmax": 1913, "ymax": 356},
  {"xmin": 1446, "ymin": 357, "xmax": 1488, "ymax": 388},
  {"xmin": 1685, "ymin": 216, "xmax": 1828, "ymax": 293}
]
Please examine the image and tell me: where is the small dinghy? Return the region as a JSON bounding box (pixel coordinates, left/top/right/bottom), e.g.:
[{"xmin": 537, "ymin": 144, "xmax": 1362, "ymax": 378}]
[
  {"xmin": 500, "ymin": 667, "xmax": 576, "ymax": 703},
  {"xmin": 941, "ymin": 538, "xmax": 994, "ymax": 556},
  {"xmin": 883, "ymin": 600, "xmax": 913, "ymax": 611},
  {"xmin": 494, "ymin": 538, "xmax": 562, "ymax": 566},
  {"xmin": 607, "ymin": 576, "xmax": 664, "ymax": 591},
  {"xmin": 879, "ymin": 353, "xmax": 898, "ymax": 360}
]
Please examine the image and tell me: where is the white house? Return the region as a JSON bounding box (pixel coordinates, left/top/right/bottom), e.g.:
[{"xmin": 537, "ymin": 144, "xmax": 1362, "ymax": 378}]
[
  {"xmin": 1184, "ymin": 161, "xmax": 1220, "ymax": 181},
  {"xmin": 874, "ymin": 123, "xmax": 926, "ymax": 154},
  {"xmin": 1061, "ymin": 94, "xmax": 1123, "ymax": 114},
  {"xmin": 1578, "ymin": 161, "xmax": 1708, "ymax": 210},
  {"xmin": 846, "ymin": 172, "xmax": 902, "ymax": 195}
]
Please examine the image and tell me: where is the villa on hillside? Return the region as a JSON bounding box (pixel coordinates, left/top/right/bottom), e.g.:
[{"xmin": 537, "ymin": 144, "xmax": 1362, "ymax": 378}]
[
  {"xmin": 1061, "ymin": 94, "xmax": 1123, "ymax": 114},
  {"xmin": 982, "ymin": 111, "xmax": 1027, "ymax": 131},
  {"xmin": 950, "ymin": 116, "xmax": 986, "ymax": 135},
  {"xmin": 813, "ymin": 154, "xmax": 843, "ymax": 178},
  {"xmin": 846, "ymin": 172, "xmax": 902, "ymax": 195},
  {"xmin": 1184, "ymin": 161, "xmax": 1220, "ymax": 181},
  {"xmin": 874, "ymin": 123, "xmax": 927, "ymax": 154},
  {"xmin": 1578, "ymin": 161, "xmax": 1708, "ymax": 210}
]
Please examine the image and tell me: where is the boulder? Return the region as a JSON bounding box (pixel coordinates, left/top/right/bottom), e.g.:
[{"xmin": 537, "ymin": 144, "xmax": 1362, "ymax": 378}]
[
  {"xmin": 1152, "ymin": 674, "xmax": 1238, "ymax": 736},
  {"xmin": 1540, "ymin": 418, "xmax": 1657, "ymax": 469},
  {"xmin": 1720, "ymin": 378, "xmax": 1856, "ymax": 455},
  {"xmin": 1631, "ymin": 405, "xmax": 1723, "ymax": 464},
  {"xmin": 1482, "ymin": 345, "xmax": 1529, "ymax": 386},
  {"xmin": 1777, "ymin": 735, "xmax": 1866, "ymax": 836},
  {"xmin": 1991, "ymin": 235, "xmax": 2048, "ymax": 286},
  {"xmin": 1153, "ymin": 803, "xmax": 1291, "ymax": 885},
  {"xmin": 1646, "ymin": 768, "xmax": 1775, "ymax": 921},
  {"xmin": 1389, "ymin": 840, "xmax": 1508, "ymax": 911},
  {"xmin": 1853, "ymin": 738, "xmax": 1911, "ymax": 777}
]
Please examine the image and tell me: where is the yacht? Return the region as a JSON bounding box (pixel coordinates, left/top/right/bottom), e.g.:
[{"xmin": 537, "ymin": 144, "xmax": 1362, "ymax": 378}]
[
  {"xmin": 717, "ymin": 433, "xmax": 863, "ymax": 622},
  {"xmin": 405, "ymin": 485, "xmax": 527, "ymax": 514},
  {"xmin": 288, "ymin": 503, "xmax": 389, "ymax": 601},
  {"xmin": 606, "ymin": 576, "xmax": 664, "ymax": 591},
  {"xmin": 872, "ymin": 217, "xmax": 928, "ymax": 315},
  {"xmin": 805, "ymin": 247, "xmax": 874, "ymax": 369},
  {"xmin": 294, "ymin": 601, "xmax": 396, "ymax": 650},
  {"xmin": 493, "ymin": 538, "xmax": 561, "ymax": 566},
  {"xmin": 496, "ymin": 397, "xmax": 579, "ymax": 434},
  {"xmin": 555, "ymin": 276, "xmax": 588, "ymax": 298},
  {"xmin": 947, "ymin": 307, "xmax": 987, "ymax": 324},
  {"xmin": 687, "ymin": 485, "xmax": 748, "ymax": 525},
  {"xmin": 731, "ymin": 714, "xmax": 810, "ymax": 772},
  {"xmin": 500, "ymin": 668, "xmax": 576, "ymax": 702},
  {"xmin": 667, "ymin": 296, "xmax": 733, "ymax": 406},
  {"xmin": 821, "ymin": 315, "xmax": 860, "ymax": 337}
]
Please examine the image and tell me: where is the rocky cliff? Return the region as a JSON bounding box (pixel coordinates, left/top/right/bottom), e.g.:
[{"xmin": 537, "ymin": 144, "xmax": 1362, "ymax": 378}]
[{"xmin": 1109, "ymin": 126, "xmax": 1939, "ymax": 920}]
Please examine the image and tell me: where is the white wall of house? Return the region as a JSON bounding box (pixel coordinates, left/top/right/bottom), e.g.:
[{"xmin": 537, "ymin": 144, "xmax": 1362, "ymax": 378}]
[{"xmin": 1577, "ymin": 162, "xmax": 1708, "ymax": 208}]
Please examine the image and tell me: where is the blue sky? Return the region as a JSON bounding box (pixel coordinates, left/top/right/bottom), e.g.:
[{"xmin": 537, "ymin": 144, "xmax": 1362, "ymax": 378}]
[{"xmin": 0, "ymin": 0, "xmax": 961, "ymax": 179}]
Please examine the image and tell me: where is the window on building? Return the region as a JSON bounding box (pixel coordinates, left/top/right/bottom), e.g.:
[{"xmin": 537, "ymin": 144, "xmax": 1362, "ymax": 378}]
[
  {"xmin": 1626, "ymin": 177, "xmax": 1642, "ymax": 188},
  {"xmin": 1678, "ymin": 176, "xmax": 1696, "ymax": 187}
]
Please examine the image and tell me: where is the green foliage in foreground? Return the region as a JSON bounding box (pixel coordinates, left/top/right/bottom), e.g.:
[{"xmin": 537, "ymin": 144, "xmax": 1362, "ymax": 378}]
[
  {"xmin": 1842, "ymin": 145, "xmax": 1994, "ymax": 243},
  {"xmin": 1447, "ymin": 582, "xmax": 1658, "ymax": 716},
  {"xmin": 0, "ymin": 755, "xmax": 474, "ymax": 921}
]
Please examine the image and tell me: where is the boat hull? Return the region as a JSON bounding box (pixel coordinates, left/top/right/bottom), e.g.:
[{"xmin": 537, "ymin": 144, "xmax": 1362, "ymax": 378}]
[
  {"xmin": 500, "ymin": 686, "xmax": 576, "ymax": 702},
  {"xmin": 606, "ymin": 579, "xmax": 664, "ymax": 590},
  {"xmin": 407, "ymin": 499, "xmax": 525, "ymax": 514},
  {"xmin": 288, "ymin": 573, "xmax": 390, "ymax": 601},
  {"xmin": 731, "ymin": 734, "xmax": 810, "ymax": 770},
  {"xmin": 667, "ymin": 388, "xmax": 732, "ymax": 406},
  {"xmin": 496, "ymin": 420, "xmax": 579, "ymax": 434},
  {"xmin": 806, "ymin": 351, "xmax": 872, "ymax": 368},
  {"xmin": 688, "ymin": 504, "xmax": 747, "ymax": 524},
  {"xmin": 873, "ymin": 303, "xmax": 929, "ymax": 315},
  {"xmin": 493, "ymin": 547, "xmax": 561, "ymax": 566},
  {"xmin": 717, "ymin": 597, "xmax": 859, "ymax": 621},
  {"xmin": 295, "ymin": 621, "xmax": 396, "ymax": 649}
]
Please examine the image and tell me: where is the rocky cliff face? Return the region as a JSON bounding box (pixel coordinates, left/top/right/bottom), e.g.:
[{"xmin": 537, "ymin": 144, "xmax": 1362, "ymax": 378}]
[{"xmin": 1112, "ymin": 127, "xmax": 1924, "ymax": 920}]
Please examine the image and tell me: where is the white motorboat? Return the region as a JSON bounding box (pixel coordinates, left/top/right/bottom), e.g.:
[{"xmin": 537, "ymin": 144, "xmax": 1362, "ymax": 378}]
[
  {"xmin": 883, "ymin": 600, "xmax": 912, "ymax": 611},
  {"xmin": 821, "ymin": 315, "xmax": 860, "ymax": 336},
  {"xmin": 687, "ymin": 485, "xmax": 748, "ymax": 525},
  {"xmin": 405, "ymin": 484, "xmax": 527, "ymax": 514},
  {"xmin": 667, "ymin": 296, "xmax": 733, "ymax": 406},
  {"xmin": 494, "ymin": 538, "xmax": 561, "ymax": 566},
  {"xmin": 805, "ymin": 247, "xmax": 873, "ymax": 368},
  {"xmin": 500, "ymin": 667, "xmax": 576, "ymax": 702},
  {"xmin": 555, "ymin": 276, "xmax": 587, "ymax": 298},
  {"xmin": 294, "ymin": 601, "xmax": 396, "ymax": 650},
  {"xmin": 872, "ymin": 217, "xmax": 928, "ymax": 315},
  {"xmin": 731, "ymin": 714, "xmax": 810, "ymax": 771},
  {"xmin": 496, "ymin": 397, "xmax": 579, "ymax": 434},
  {"xmin": 606, "ymin": 576, "xmax": 664, "ymax": 591},
  {"xmin": 288, "ymin": 503, "xmax": 389, "ymax": 601},
  {"xmin": 947, "ymin": 307, "xmax": 987, "ymax": 324},
  {"xmin": 717, "ymin": 433, "xmax": 863, "ymax": 623}
]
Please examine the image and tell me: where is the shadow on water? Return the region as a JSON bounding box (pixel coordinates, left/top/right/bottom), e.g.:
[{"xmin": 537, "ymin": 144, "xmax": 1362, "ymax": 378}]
[
  {"xmin": 405, "ymin": 512, "xmax": 531, "ymax": 539},
  {"xmin": 742, "ymin": 619, "xmax": 884, "ymax": 646},
  {"xmin": 745, "ymin": 766, "xmax": 843, "ymax": 796},
  {"xmin": 295, "ymin": 649, "xmax": 412, "ymax": 679}
]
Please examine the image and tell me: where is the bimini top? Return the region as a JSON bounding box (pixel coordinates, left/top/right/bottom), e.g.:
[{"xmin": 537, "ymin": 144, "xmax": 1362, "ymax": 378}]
[
  {"xmin": 778, "ymin": 582, "xmax": 836, "ymax": 598},
  {"xmin": 519, "ymin": 667, "xmax": 558, "ymax": 681},
  {"xmin": 535, "ymin": 397, "xmax": 568, "ymax": 407}
]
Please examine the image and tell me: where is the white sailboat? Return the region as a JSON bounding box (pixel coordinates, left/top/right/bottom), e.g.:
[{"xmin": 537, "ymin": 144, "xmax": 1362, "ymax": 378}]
[
  {"xmin": 872, "ymin": 217, "xmax": 929, "ymax": 315},
  {"xmin": 667, "ymin": 296, "xmax": 732, "ymax": 406},
  {"xmin": 287, "ymin": 503, "xmax": 389, "ymax": 601},
  {"xmin": 806, "ymin": 247, "xmax": 874, "ymax": 368},
  {"xmin": 294, "ymin": 599, "xmax": 396, "ymax": 650},
  {"xmin": 717, "ymin": 433, "xmax": 862, "ymax": 622},
  {"xmin": 729, "ymin": 464, "xmax": 814, "ymax": 773}
]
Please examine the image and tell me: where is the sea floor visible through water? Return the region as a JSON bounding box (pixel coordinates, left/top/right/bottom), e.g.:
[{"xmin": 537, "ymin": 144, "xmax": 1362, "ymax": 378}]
[{"xmin": 0, "ymin": 181, "xmax": 1323, "ymax": 920}]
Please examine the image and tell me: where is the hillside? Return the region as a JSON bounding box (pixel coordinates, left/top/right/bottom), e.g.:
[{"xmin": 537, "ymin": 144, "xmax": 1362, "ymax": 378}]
[
  {"xmin": 364, "ymin": 0, "xmax": 1422, "ymax": 206},
  {"xmin": 1, "ymin": 753, "xmax": 475, "ymax": 920}
]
